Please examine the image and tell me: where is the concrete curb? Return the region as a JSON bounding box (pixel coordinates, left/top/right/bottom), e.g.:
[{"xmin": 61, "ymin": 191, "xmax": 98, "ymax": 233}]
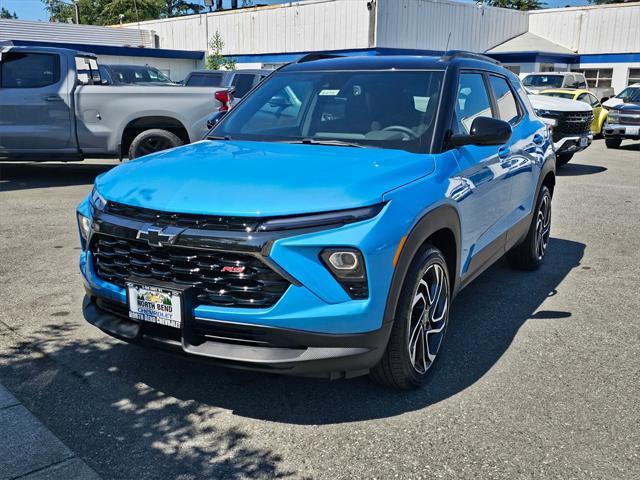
[{"xmin": 0, "ymin": 384, "xmax": 101, "ymax": 480}]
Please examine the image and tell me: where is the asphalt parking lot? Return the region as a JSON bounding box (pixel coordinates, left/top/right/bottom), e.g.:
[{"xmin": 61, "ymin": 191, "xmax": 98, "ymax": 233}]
[{"xmin": 0, "ymin": 139, "xmax": 639, "ymax": 479}]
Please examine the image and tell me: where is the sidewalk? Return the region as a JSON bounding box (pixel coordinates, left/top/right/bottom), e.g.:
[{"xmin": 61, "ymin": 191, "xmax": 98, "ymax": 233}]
[{"xmin": 0, "ymin": 384, "xmax": 100, "ymax": 480}]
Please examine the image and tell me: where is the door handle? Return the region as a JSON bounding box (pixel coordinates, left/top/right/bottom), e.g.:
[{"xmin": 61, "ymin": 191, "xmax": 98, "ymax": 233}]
[
  {"xmin": 498, "ymin": 146, "xmax": 510, "ymax": 160},
  {"xmin": 533, "ymin": 134, "xmax": 545, "ymax": 145},
  {"xmin": 43, "ymin": 95, "xmax": 62, "ymax": 102}
]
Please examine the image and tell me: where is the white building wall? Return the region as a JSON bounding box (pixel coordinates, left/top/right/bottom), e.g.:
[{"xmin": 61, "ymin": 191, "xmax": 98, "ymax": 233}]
[
  {"xmin": 119, "ymin": 0, "xmax": 371, "ymax": 56},
  {"xmin": 529, "ymin": 3, "xmax": 640, "ymax": 54},
  {"xmin": 0, "ymin": 18, "xmax": 154, "ymax": 47},
  {"xmin": 376, "ymin": 0, "xmax": 528, "ymax": 53}
]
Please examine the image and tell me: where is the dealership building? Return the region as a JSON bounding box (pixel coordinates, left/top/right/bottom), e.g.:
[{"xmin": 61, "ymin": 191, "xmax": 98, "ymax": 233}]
[{"xmin": 1, "ymin": 0, "xmax": 638, "ymax": 94}]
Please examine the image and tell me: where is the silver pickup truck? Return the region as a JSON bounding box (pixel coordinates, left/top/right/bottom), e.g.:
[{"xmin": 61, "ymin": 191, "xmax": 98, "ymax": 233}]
[{"xmin": 0, "ymin": 45, "xmax": 223, "ymax": 161}]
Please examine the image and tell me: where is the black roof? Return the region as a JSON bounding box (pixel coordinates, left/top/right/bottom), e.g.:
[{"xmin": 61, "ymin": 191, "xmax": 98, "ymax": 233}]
[{"xmin": 280, "ymin": 52, "xmax": 504, "ymax": 73}]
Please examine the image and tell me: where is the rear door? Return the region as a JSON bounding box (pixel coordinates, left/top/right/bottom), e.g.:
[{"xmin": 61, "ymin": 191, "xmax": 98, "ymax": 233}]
[
  {"xmin": 0, "ymin": 50, "xmax": 73, "ymax": 153},
  {"xmin": 488, "ymin": 74, "xmax": 542, "ymax": 238},
  {"xmin": 450, "ymin": 71, "xmax": 513, "ymax": 278}
]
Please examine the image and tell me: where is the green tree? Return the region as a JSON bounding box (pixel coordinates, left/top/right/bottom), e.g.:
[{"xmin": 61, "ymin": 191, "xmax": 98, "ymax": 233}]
[
  {"xmin": 206, "ymin": 31, "xmax": 237, "ymax": 70},
  {"xmin": 95, "ymin": 0, "xmax": 164, "ymax": 25},
  {"xmin": 42, "ymin": 0, "xmax": 76, "ymax": 22},
  {"xmin": 486, "ymin": 0, "xmax": 545, "ymax": 10},
  {"xmin": 0, "ymin": 7, "xmax": 18, "ymax": 19},
  {"xmin": 163, "ymin": 0, "xmax": 204, "ymax": 17}
]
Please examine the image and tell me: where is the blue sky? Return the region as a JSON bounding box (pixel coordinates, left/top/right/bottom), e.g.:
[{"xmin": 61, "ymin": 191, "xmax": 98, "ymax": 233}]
[{"xmin": 0, "ymin": 0, "xmax": 590, "ymax": 22}]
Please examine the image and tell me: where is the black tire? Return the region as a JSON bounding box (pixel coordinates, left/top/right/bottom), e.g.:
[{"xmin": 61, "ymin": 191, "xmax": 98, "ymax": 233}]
[
  {"xmin": 556, "ymin": 153, "xmax": 573, "ymax": 167},
  {"xmin": 370, "ymin": 245, "xmax": 450, "ymax": 390},
  {"xmin": 507, "ymin": 185, "xmax": 552, "ymax": 271},
  {"xmin": 605, "ymin": 138, "xmax": 622, "ymax": 149},
  {"xmin": 128, "ymin": 129, "xmax": 183, "ymax": 160}
]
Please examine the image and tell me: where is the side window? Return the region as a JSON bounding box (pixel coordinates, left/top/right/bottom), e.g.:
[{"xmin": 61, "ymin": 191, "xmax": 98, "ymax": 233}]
[
  {"xmin": 1, "ymin": 52, "xmax": 60, "ymax": 88},
  {"xmin": 588, "ymin": 94, "xmax": 600, "ymax": 107},
  {"xmin": 578, "ymin": 76, "xmax": 588, "ymax": 89},
  {"xmin": 75, "ymin": 57, "xmax": 101, "ymax": 85},
  {"xmin": 231, "ymin": 74, "xmax": 255, "ymax": 97},
  {"xmin": 489, "ymin": 75, "xmax": 520, "ymax": 125},
  {"xmin": 453, "ymin": 73, "xmax": 493, "ymax": 135}
]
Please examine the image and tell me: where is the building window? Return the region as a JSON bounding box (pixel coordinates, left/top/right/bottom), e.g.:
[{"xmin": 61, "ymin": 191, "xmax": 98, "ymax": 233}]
[
  {"xmin": 628, "ymin": 68, "xmax": 640, "ymax": 86},
  {"xmin": 539, "ymin": 63, "xmax": 555, "ymax": 72},
  {"xmin": 572, "ymin": 68, "xmax": 613, "ymax": 88}
]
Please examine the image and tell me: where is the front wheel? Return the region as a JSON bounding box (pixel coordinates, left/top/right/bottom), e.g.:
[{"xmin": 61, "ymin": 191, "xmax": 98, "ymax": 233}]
[
  {"xmin": 128, "ymin": 129, "xmax": 183, "ymax": 160},
  {"xmin": 507, "ymin": 185, "xmax": 552, "ymax": 271},
  {"xmin": 605, "ymin": 138, "xmax": 622, "ymax": 149},
  {"xmin": 371, "ymin": 245, "xmax": 450, "ymax": 389}
]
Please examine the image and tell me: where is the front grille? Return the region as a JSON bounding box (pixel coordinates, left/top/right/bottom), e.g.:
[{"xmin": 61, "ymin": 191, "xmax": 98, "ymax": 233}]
[
  {"xmin": 105, "ymin": 201, "xmax": 262, "ymax": 232},
  {"xmin": 616, "ymin": 114, "xmax": 640, "ymax": 126},
  {"xmin": 91, "ymin": 234, "xmax": 290, "ymax": 308},
  {"xmin": 553, "ymin": 111, "xmax": 593, "ymax": 141}
]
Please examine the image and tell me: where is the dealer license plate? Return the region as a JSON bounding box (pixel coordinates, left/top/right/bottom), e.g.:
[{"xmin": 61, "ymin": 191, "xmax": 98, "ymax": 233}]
[
  {"xmin": 579, "ymin": 137, "xmax": 589, "ymax": 147},
  {"xmin": 626, "ymin": 126, "xmax": 639, "ymax": 136},
  {"xmin": 127, "ymin": 283, "xmax": 182, "ymax": 329}
]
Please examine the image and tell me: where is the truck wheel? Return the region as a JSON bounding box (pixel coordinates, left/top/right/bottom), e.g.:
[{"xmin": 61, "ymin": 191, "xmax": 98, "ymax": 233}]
[
  {"xmin": 605, "ymin": 138, "xmax": 622, "ymax": 149},
  {"xmin": 507, "ymin": 185, "xmax": 551, "ymax": 271},
  {"xmin": 370, "ymin": 245, "xmax": 450, "ymax": 390},
  {"xmin": 128, "ymin": 129, "xmax": 183, "ymax": 159},
  {"xmin": 556, "ymin": 153, "xmax": 573, "ymax": 167}
]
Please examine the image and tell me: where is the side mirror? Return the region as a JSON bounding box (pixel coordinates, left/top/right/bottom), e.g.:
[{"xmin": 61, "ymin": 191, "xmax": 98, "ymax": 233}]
[
  {"xmin": 622, "ymin": 96, "xmax": 631, "ymax": 103},
  {"xmin": 207, "ymin": 111, "xmax": 227, "ymax": 129},
  {"xmin": 601, "ymin": 97, "xmax": 609, "ymax": 103},
  {"xmin": 450, "ymin": 117, "xmax": 512, "ymax": 147}
]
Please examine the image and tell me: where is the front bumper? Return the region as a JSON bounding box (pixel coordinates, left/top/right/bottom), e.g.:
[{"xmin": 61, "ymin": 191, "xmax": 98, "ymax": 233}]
[
  {"xmin": 603, "ymin": 124, "xmax": 640, "ymax": 140},
  {"xmin": 82, "ymin": 292, "xmax": 390, "ymax": 378},
  {"xmin": 554, "ymin": 133, "xmax": 593, "ymax": 155}
]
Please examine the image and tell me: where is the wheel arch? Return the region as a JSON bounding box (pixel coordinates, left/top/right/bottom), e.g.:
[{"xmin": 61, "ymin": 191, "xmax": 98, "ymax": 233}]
[
  {"xmin": 120, "ymin": 116, "xmax": 190, "ymax": 158},
  {"xmin": 382, "ymin": 203, "xmax": 461, "ymax": 329}
]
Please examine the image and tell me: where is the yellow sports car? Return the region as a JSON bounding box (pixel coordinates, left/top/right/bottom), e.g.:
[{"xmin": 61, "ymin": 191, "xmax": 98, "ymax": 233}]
[{"xmin": 539, "ymin": 89, "xmax": 608, "ymax": 135}]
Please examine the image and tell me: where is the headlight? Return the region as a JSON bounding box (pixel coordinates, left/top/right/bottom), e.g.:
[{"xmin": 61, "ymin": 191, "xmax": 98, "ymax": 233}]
[
  {"xmin": 534, "ymin": 109, "xmax": 559, "ymax": 127},
  {"xmin": 320, "ymin": 248, "xmax": 368, "ymax": 299},
  {"xmin": 90, "ymin": 187, "xmax": 107, "ymax": 213},
  {"xmin": 77, "ymin": 212, "xmax": 91, "ymax": 241},
  {"xmin": 607, "ymin": 113, "xmax": 619, "ymax": 123}
]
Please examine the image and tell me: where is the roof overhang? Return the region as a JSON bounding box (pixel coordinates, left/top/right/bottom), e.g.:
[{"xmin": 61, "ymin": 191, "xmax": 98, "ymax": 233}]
[{"xmin": 7, "ymin": 39, "xmax": 204, "ymax": 60}]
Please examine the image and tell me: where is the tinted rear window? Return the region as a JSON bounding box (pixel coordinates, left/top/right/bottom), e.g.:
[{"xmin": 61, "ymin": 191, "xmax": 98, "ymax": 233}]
[
  {"xmin": 186, "ymin": 73, "xmax": 223, "ymax": 87},
  {"xmin": 1, "ymin": 52, "xmax": 60, "ymax": 88}
]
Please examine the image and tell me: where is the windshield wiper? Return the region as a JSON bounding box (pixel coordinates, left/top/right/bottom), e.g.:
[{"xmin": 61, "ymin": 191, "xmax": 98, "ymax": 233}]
[{"xmin": 287, "ymin": 138, "xmax": 366, "ymax": 148}]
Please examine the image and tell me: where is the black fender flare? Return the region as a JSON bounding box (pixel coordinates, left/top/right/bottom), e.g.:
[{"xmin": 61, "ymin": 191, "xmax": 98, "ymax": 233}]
[{"xmin": 382, "ymin": 203, "xmax": 462, "ymax": 329}]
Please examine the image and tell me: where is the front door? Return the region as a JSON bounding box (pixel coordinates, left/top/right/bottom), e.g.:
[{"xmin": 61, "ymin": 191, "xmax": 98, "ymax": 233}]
[
  {"xmin": 448, "ymin": 72, "xmax": 513, "ymax": 279},
  {"xmin": 0, "ymin": 50, "xmax": 73, "ymax": 153}
]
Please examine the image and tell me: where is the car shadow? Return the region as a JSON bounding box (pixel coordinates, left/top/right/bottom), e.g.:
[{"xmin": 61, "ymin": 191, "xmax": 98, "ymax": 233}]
[
  {"xmin": 557, "ymin": 163, "xmax": 607, "ymax": 176},
  {"xmin": 618, "ymin": 142, "xmax": 639, "ymax": 151},
  {"xmin": 0, "ymin": 161, "xmax": 116, "ymax": 192}
]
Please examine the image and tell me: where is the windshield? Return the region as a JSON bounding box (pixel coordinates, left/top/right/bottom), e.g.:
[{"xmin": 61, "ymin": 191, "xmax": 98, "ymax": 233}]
[
  {"xmin": 616, "ymin": 87, "xmax": 640, "ymax": 102},
  {"xmin": 540, "ymin": 91, "xmax": 575, "ymax": 100},
  {"xmin": 522, "ymin": 75, "xmax": 564, "ymax": 88},
  {"xmin": 110, "ymin": 66, "xmax": 172, "ymax": 84},
  {"xmin": 211, "ymin": 70, "xmax": 444, "ymax": 153}
]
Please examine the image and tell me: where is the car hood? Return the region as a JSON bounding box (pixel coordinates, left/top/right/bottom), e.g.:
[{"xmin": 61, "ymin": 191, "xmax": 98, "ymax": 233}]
[
  {"xmin": 95, "ymin": 140, "xmax": 434, "ymax": 217},
  {"xmin": 528, "ymin": 94, "xmax": 592, "ymax": 112},
  {"xmin": 612, "ymin": 102, "xmax": 640, "ymax": 112}
]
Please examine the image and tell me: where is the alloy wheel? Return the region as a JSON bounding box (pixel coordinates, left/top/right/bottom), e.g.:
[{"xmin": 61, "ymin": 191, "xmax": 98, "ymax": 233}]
[
  {"xmin": 535, "ymin": 193, "xmax": 551, "ymax": 260},
  {"xmin": 135, "ymin": 136, "xmax": 174, "ymax": 157},
  {"xmin": 407, "ymin": 262, "xmax": 449, "ymax": 374}
]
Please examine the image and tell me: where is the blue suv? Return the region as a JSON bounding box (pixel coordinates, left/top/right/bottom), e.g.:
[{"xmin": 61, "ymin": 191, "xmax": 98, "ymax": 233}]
[{"xmin": 77, "ymin": 52, "xmax": 555, "ymax": 389}]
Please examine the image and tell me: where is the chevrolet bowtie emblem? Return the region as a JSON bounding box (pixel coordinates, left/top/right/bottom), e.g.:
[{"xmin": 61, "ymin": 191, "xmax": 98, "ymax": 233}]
[{"xmin": 136, "ymin": 225, "xmax": 184, "ymax": 247}]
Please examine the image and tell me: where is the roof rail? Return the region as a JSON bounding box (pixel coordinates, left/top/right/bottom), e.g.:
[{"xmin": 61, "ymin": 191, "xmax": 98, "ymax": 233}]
[
  {"xmin": 295, "ymin": 53, "xmax": 343, "ymax": 64},
  {"xmin": 441, "ymin": 50, "xmax": 500, "ymax": 65}
]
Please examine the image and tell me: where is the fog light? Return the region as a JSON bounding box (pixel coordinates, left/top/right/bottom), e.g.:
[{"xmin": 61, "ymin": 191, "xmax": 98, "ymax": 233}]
[
  {"xmin": 78, "ymin": 213, "xmax": 91, "ymax": 241},
  {"xmin": 328, "ymin": 251, "xmax": 359, "ymax": 270},
  {"xmin": 320, "ymin": 248, "xmax": 368, "ymax": 299}
]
